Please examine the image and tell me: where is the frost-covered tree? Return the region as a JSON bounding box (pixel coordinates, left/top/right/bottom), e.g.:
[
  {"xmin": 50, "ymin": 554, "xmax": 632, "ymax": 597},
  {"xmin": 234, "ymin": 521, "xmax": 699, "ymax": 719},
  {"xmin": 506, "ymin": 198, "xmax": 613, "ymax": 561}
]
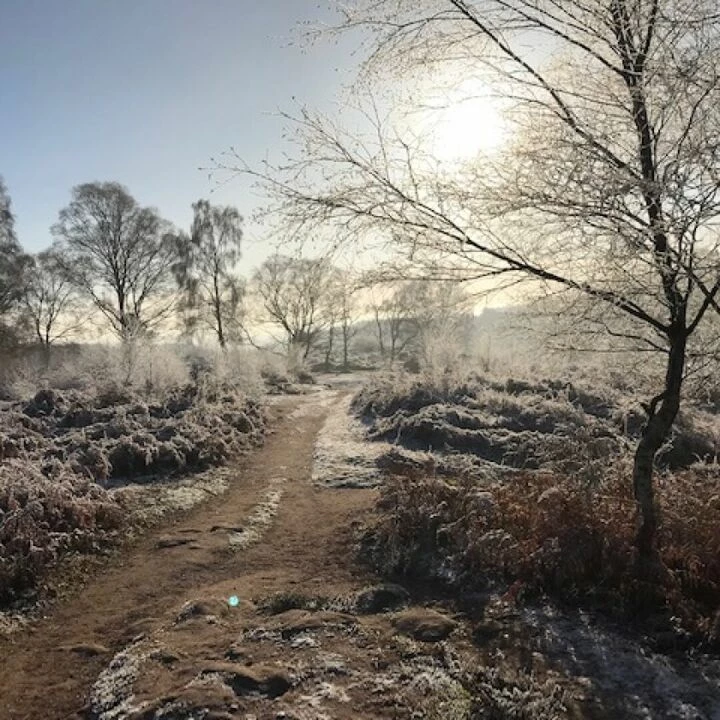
[
  {"xmin": 367, "ymin": 282, "xmax": 421, "ymax": 363},
  {"xmin": 336, "ymin": 272, "xmax": 362, "ymax": 370},
  {"xmin": 173, "ymin": 200, "xmax": 244, "ymax": 348},
  {"xmin": 253, "ymin": 254, "xmax": 333, "ymax": 360},
  {"xmin": 235, "ymin": 0, "xmax": 720, "ymax": 559},
  {"xmin": 320, "ymin": 268, "xmax": 362, "ymax": 369},
  {"xmin": 0, "ymin": 177, "xmax": 32, "ymax": 344},
  {"xmin": 368, "ymin": 280, "xmax": 472, "ymax": 365},
  {"xmin": 0, "ymin": 179, "xmax": 30, "ymax": 314},
  {"xmin": 22, "ymin": 247, "xmax": 82, "ymax": 346},
  {"xmin": 52, "ymin": 182, "xmax": 177, "ymax": 342}
]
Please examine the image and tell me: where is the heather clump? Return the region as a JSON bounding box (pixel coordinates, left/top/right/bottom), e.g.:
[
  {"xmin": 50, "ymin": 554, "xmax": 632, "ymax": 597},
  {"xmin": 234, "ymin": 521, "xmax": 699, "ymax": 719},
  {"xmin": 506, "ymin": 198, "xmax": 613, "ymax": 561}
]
[
  {"xmin": 0, "ymin": 461, "xmax": 124, "ymax": 605},
  {"xmin": 365, "ymin": 467, "xmax": 720, "ymax": 642},
  {"xmin": 5, "ymin": 384, "xmax": 264, "ymax": 484},
  {"xmin": 356, "ymin": 370, "xmax": 720, "ymax": 642},
  {"xmin": 354, "ymin": 372, "xmax": 720, "ymax": 475},
  {"xmin": 0, "ymin": 380, "xmax": 266, "ymax": 607}
]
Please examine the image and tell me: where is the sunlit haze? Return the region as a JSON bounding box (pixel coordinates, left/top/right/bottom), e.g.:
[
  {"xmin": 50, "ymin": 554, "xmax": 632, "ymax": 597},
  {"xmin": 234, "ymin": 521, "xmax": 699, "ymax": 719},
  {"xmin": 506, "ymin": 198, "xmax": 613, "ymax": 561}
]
[
  {"xmin": 429, "ymin": 95, "xmax": 507, "ymax": 161},
  {"xmin": 406, "ymin": 78, "xmax": 508, "ymax": 163}
]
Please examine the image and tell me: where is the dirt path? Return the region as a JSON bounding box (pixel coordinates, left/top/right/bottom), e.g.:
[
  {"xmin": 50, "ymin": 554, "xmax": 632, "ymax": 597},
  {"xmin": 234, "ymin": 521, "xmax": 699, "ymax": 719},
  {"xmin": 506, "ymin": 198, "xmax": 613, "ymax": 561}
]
[
  {"xmin": 0, "ymin": 391, "xmax": 386, "ymax": 720},
  {"xmin": 0, "ymin": 386, "xmax": 553, "ymax": 720}
]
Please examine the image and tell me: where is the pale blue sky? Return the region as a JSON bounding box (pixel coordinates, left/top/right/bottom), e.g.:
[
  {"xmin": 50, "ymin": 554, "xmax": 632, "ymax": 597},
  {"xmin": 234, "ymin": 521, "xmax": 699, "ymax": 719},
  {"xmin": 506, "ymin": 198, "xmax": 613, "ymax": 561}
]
[{"xmin": 1, "ymin": 0, "xmax": 354, "ymax": 269}]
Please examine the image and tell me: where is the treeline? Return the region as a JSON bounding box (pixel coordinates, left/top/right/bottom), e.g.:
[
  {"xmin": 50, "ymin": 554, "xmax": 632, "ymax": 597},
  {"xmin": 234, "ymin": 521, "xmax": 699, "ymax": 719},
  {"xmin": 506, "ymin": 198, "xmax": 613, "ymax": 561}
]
[
  {"xmin": 0, "ymin": 177, "xmax": 475, "ymax": 367},
  {"xmin": 0, "ymin": 179, "xmax": 243, "ymax": 348}
]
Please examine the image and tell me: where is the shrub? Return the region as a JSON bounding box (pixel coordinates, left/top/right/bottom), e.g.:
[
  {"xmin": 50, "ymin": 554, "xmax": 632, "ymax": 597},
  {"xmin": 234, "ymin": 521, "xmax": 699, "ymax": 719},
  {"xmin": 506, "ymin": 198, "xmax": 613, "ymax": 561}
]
[
  {"xmin": 365, "ymin": 465, "xmax": 720, "ymax": 643},
  {"xmin": 0, "ymin": 461, "xmax": 124, "ymax": 604},
  {"xmin": 353, "ymin": 372, "xmax": 720, "ymax": 474},
  {"xmin": 0, "ymin": 379, "xmax": 266, "ymax": 607}
]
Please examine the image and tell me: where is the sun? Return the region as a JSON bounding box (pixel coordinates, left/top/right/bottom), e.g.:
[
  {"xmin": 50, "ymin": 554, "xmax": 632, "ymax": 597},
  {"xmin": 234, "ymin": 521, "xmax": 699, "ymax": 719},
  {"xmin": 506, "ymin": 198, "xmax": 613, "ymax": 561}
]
[
  {"xmin": 409, "ymin": 79, "xmax": 508, "ymax": 163},
  {"xmin": 432, "ymin": 95, "xmax": 507, "ymax": 160}
]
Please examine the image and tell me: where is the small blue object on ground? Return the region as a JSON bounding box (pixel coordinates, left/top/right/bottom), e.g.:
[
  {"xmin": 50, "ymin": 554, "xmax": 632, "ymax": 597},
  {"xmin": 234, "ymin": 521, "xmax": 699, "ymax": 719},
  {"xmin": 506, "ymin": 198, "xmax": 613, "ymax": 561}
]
[{"xmin": 228, "ymin": 595, "xmax": 240, "ymax": 608}]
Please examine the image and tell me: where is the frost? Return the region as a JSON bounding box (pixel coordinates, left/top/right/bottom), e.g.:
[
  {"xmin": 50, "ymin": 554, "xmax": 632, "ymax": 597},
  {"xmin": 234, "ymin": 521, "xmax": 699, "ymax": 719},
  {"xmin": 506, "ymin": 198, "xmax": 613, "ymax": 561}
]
[
  {"xmin": 311, "ymin": 392, "xmax": 388, "ymax": 488},
  {"xmin": 87, "ymin": 640, "xmax": 155, "ymax": 720}
]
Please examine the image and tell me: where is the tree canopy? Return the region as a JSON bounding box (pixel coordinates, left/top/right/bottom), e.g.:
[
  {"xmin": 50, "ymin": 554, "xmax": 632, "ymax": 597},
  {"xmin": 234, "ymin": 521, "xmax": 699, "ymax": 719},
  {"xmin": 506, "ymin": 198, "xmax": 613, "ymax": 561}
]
[
  {"xmin": 52, "ymin": 182, "xmax": 177, "ymax": 341},
  {"xmin": 173, "ymin": 199, "xmax": 244, "ymax": 348},
  {"xmin": 0, "ymin": 177, "xmax": 32, "ymax": 343},
  {"xmin": 253, "ymin": 254, "xmax": 333, "ymax": 360}
]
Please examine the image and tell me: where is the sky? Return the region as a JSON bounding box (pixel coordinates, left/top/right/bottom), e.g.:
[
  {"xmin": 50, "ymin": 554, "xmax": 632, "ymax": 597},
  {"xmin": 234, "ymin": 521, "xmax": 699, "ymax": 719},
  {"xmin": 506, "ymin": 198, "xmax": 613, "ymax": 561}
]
[{"xmin": 0, "ymin": 0, "xmax": 356, "ymax": 270}]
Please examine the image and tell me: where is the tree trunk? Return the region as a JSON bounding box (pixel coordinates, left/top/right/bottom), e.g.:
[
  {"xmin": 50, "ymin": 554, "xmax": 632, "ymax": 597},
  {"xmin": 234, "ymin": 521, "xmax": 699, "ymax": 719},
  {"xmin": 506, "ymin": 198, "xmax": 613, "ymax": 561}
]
[
  {"xmin": 213, "ymin": 276, "xmax": 226, "ymax": 349},
  {"xmin": 41, "ymin": 341, "xmax": 52, "ymax": 373},
  {"xmin": 389, "ymin": 320, "xmax": 399, "ymax": 362},
  {"xmin": 342, "ymin": 326, "xmax": 349, "ymax": 370},
  {"xmin": 302, "ymin": 333, "xmax": 313, "ymax": 361},
  {"xmin": 374, "ymin": 310, "xmax": 385, "ymax": 359},
  {"xmin": 324, "ymin": 325, "xmax": 335, "ymax": 370},
  {"xmin": 632, "ymin": 329, "xmax": 686, "ymax": 558}
]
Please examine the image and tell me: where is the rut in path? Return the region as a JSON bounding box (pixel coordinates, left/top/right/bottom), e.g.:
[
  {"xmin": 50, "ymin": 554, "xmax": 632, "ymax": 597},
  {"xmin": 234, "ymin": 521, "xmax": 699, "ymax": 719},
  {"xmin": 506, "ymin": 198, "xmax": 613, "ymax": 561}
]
[{"xmin": 0, "ymin": 391, "xmax": 383, "ymax": 720}]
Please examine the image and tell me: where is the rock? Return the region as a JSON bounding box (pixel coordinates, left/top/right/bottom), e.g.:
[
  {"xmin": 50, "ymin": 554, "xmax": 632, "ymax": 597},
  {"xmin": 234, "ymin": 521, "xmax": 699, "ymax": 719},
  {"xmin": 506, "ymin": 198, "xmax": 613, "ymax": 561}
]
[
  {"xmin": 392, "ymin": 608, "xmax": 457, "ymax": 642},
  {"xmin": 201, "ymin": 663, "xmax": 292, "ymax": 698},
  {"xmin": 353, "ymin": 583, "xmax": 409, "ymax": 614}
]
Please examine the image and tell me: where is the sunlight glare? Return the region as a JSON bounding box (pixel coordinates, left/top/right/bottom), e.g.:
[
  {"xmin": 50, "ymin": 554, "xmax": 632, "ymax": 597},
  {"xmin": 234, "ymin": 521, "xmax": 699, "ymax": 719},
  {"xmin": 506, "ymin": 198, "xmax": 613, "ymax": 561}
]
[{"xmin": 412, "ymin": 80, "xmax": 508, "ymax": 163}]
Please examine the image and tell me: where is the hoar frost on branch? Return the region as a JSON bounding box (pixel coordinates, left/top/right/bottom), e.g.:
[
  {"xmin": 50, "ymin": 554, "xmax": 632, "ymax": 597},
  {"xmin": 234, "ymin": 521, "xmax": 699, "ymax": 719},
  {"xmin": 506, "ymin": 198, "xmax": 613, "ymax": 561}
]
[{"xmin": 223, "ymin": 0, "xmax": 720, "ymax": 561}]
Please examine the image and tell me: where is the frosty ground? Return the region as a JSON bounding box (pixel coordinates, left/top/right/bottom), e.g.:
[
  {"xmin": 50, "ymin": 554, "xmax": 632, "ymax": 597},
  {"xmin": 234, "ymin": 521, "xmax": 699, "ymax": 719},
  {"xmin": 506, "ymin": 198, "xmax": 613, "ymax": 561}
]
[{"xmin": 0, "ymin": 373, "xmax": 719, "ymax": 719}]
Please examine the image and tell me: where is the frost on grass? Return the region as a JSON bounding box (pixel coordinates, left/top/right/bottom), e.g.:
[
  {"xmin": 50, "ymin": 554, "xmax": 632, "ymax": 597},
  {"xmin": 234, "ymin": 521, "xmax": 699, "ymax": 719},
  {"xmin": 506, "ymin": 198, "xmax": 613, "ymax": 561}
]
[
  {"xmin": 113, "ymin": 465, "xmax": 237, "ymax": 528},
  {"xmin": 87, "ymin": 640, "xmax": 155, "ymax": 720},
  {"xmin": 312, "ymin": 392, "xmax": 389, "ymax": 488},
  {"xmin": 0, "ymin": 383, "xmax": 266, "ymax": 608},
  {"xmin": 518, "ymin": 604, "xmax": 720, "ymax": 719},
  {"xmin": 400, "ymin": 667, "xmax": 473, "ymax": 720},
  {"xmin": 0, "ymin": 460, "xmax": 124, "ymax": 606},
  {"xmin": 354, "ymin": 372, "xmax": 720, "ymax": 476},
  {"xmin": 357, "ymin": 370, "xmax": 720, "ymax": 717}
]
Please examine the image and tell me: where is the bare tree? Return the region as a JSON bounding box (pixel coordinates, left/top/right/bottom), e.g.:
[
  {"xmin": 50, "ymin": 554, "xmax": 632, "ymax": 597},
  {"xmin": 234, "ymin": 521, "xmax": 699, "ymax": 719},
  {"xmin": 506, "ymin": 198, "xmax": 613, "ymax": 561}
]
[
  {"xmin": 173, "ymin": 200, "xmax": 245, "ymax": 348},
  {"xmin": 380, "ymin": 283, "xmax": 421, "ymax": 363},
  {"xmin": 52, "ymin": 182, "xmax": 177, "ymax": 342},
  {"xmin": 367, "ymin": 279, "xmax": 472, "ymax": 365},
  {"xmin": 367, "ymin": 281, "xmax": 432, "ymax": 363},
  {"xmin": 0, "ymin": 177, "xmax": 32, "ymax": 343},
  {"xmin": 409, "ymin": 280, "xmax": 475, "ymax": 368},
  {"xmin": 22, "ymin": 247, "xmax": 83, "ymax": 346},
  {"xmin": 232, "ymin": 0, "xmax": 720, "ymax": 559},
  {"xmin": 321, "ymin": 269, "xmax": 363, "ymax": 369},
  {"xmin": 337, "ymin": 273, "xmax": 362, "ymax": 370},
  {"xmin": 252, "ymin": 254, "xmax": 332, "ymax": 360}
]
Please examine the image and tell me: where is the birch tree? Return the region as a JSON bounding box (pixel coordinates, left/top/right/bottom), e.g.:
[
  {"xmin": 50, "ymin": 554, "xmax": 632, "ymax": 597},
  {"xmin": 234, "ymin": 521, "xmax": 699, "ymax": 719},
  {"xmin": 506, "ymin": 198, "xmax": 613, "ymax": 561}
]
[
  {"xmin": 22, "ymin": 248, "xmax": 83, "ymax": 346},
  {"xmin": 253, "ymin": 255, "xmax": 332, "ymax": 360},
  {"xmin": 232, "ymin": 0, "xmax": 720, "ymax": 560},
  {"xmin": 0, "ymin": 177, "xmax": 32, "ymax": 342},
  {"xmin": 174, "ymin": 200, "xmax": 245, "ymax": 348},
  {"xmin": 52, "ymin": 182, "xmax": 177, "ymax": 342}
]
